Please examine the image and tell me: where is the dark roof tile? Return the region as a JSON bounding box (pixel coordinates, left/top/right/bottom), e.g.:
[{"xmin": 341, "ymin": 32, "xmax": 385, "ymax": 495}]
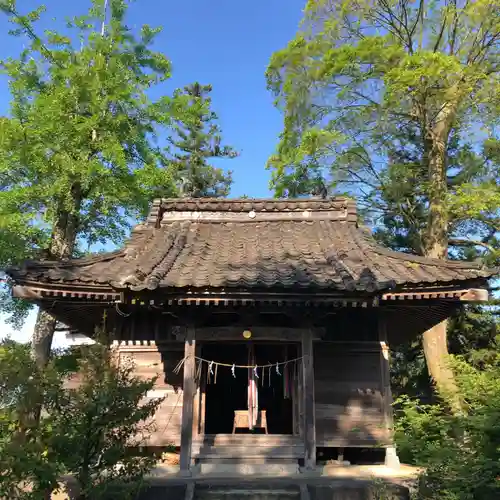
[{"xmin": 8, "ymin": 198, "xmax": 497, "ymax": 292}]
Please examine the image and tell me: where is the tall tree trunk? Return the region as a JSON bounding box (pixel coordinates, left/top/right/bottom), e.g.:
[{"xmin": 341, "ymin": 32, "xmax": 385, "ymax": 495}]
[
  {"xmin": 422, "ymin": 320, "xmax": 458, "ymax": 399},
  {"xmin": 31, "ymin": 185, "xmax": 81, "ymax": 367},
  {"xmin": 421, "ymin": 113, "xmax": 461, "ymax": 407},
  {"xmin": 32, "ymin": 310, "xmax": 58, "ymax": 369},
  {"xmin": 29, "ymin": 191, "xmax": 81, "ymax": 498},
  {"xmin": 423, "ymin": 125, "xmax": 449, "ymax": 260}
]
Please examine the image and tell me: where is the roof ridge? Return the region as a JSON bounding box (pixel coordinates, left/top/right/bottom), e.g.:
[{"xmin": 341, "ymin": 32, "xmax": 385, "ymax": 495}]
[
  {"xmin": 154, "ymin": 196, "xmax": 355, "ymax": 215},
  {"xmin": 154, "ymin": 196, "xmax": 353, "ymax": 202}
]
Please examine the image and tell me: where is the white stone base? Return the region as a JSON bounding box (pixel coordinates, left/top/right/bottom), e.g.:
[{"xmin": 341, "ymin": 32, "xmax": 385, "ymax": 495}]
[
  {"xmin": 385, "ymin": 446, "xmax": 401, "ymax": 469},
  {"xmin": 199, "ymin": 463, "xmax": 300, "ymax": 476}
]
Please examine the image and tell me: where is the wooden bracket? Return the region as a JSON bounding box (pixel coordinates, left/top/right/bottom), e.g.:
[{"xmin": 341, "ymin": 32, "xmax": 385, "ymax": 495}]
[{"xmin": 459, "ymin": 288, "xmax": 489, "ymax": 302}]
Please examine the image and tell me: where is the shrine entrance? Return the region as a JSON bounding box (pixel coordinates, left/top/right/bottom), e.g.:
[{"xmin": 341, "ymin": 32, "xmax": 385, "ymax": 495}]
[{"xmin": 202, "ymin": 342, "xmax": 299, "ymax": 436}]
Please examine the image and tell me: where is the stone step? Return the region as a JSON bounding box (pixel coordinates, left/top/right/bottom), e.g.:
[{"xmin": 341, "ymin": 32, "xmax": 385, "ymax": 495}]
[
  {"xmin": 194, "ymin": 484, "xmax": 301, "ymax": 500},
  {"xmin": 198, "ymin": 462, "xmax": 300, "ymax": 476},
  {"xmin": 196, "ymin": 458, "xmax": 299, "ymax": 465}
]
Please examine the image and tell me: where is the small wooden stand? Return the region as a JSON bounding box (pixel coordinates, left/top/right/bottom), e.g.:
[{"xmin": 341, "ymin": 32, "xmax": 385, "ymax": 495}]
[{"xmin": 232, "ymin": 410, "xmax": 268, "ymax": 434}]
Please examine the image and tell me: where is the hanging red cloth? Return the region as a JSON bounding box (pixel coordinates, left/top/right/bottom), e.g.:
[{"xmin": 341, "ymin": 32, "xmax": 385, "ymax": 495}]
[{"xmin": 247, "ymin": 343, "xmax": 258, "ymax": 430}]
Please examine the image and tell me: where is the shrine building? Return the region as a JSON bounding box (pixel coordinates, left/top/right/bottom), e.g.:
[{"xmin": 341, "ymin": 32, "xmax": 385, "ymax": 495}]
[{"xmin": 7, "ymin": 197, "xmax": 496, "ymax": 474}]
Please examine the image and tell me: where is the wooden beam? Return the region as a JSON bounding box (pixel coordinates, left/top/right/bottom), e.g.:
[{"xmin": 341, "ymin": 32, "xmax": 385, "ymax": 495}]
[
  {"xmin": 12, "ymin": 285, "xmax": 43, "ymax": 300},
  {"xmin": 301, "ymin": 329, "xmax": 316, "ymax": 469},
  {"xmin": 193, "ymin": 326, "xmax": 324, "ymax": 342},
  {"xmin": 194, "ymin": 343, "xmax": 205, "ymax": 436},
  {"xmin": 293, "ymin": 367, "xmax": 300, "ymax": 436},
  {"xmin": 179, "ymin": 325, "xmax": 196, "ymax": 474},
  {"xmin": 300, "ymin": 483, "xmax": 311, "ymax": 500},
  {"xmin": 297, "ymin": 357, "xmax": 304, "ymax": 438},
  {"xmin": 122, "ymin": 292, "xmax": 376, "ymax": 307},
  {"xmin": 184, "ymin": 482, "xmax": 195, "ymax": 500},
  {"xmin": 12, "ymin": 284, "xmax": 119, "ymax": 301}
]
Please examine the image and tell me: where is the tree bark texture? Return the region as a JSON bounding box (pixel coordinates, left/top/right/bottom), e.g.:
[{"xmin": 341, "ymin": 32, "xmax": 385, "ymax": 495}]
[
  {"xmin": 424, "ymin": 136, "xmax": 449, "ymax": 259},
  {"xmin": 423, "ymin": 116, "xmax": 452, "ymax": 260},
  {"xmin": 50, "ymin": 204, "xmax": 80, "ymax": 260},
  {"xmin": 31, "ymin": 184, "xmax": 82, "ymax": 367},
  {"xmin": 422, "ymin": 321, "xmax": 458, "ymax": 397},
  {"xmin": 420, "ymin": 104, "xmax": 461, "ymax": 405},
  {"xmin": 31, "ymin": 309, "xmax": 58, "ymax": 369}
]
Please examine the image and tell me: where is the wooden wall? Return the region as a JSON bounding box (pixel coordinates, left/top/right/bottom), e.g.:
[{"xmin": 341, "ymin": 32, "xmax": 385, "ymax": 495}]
[
  {"xmin": 110, "ymin": 309, "xmax": 391, "ymax": 450},
  {"xmin": 314, "ymin": 342, "xmax": 389, "ymax": 448},
  {"xmin": 115, "ymin": 342, "xmax": 186, "ymax": 447}
]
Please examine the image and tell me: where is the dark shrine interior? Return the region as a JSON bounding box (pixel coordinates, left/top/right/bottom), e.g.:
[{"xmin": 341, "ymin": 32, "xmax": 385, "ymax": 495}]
[{"xmin": 202, "ymin": 342, "xmax": 297, "ymax": 435}]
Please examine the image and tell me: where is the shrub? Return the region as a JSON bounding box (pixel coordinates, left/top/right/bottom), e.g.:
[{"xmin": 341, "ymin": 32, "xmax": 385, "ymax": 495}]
[
  {"xmin": 0, "ymin": 339, "xmax": 63, "ymax": 499},
  {"xmin": 0, "ymin": 338, "xmax": 163, "ymax": 500},
  {"xmin": 394, "ymin": 355, "xmax": 500, "ymax": 500}
]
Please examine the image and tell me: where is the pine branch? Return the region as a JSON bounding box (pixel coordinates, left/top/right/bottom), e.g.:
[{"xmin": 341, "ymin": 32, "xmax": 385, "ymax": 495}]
[{"xmin": 448, "ymin": 238, "xmax": 497, "ymax": 254}]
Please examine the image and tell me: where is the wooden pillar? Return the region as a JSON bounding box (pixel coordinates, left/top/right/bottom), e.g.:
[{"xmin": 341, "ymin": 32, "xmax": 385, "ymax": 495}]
[
  {"xmin": 302, "ymin": 329, "xmax": 316, "ymax": 469},
  {"xmin": 180, "ymin": 325, "xmax": 196, "ymax": 474},
  {"xmin": 379, "ymin": 314, "xmax": 400, "ymax": 468}
]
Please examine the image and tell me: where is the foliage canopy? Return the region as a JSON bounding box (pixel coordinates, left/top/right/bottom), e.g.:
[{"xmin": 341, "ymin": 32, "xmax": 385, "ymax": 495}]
[
  {"xmin": 0, "ymin": 0, "xmax": 227, "ymax": 328},
  {"xmin": 267, "ymin": 0, "xmax": 500, "ymax": 262}
]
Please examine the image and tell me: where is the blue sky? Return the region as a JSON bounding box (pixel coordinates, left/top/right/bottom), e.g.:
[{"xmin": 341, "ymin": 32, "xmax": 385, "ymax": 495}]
[{"xmin": 0, "ymin": 0, "xmax": 306, "ymax": 342}]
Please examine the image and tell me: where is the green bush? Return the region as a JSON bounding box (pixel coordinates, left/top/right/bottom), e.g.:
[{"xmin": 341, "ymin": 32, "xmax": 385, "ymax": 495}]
[
  {"xmin": 394, "ymin": 355, "xmax": 500, "ymax": 500},
  {"xmin": 0, "ymin": 340, "xmax": 64, "ymax": 499},
  {"xmin": 0, "ymin": 338, "xmax": 163, "ymax": 499}
]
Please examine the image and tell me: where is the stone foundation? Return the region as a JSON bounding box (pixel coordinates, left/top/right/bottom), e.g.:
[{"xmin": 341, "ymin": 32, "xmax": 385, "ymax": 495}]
[
  {"xmin": 134, "ymin": 481, "xmax": 409, "ymax": 500},
  {"xmin": 52, "ymin": 465, "xmax": 417, "ymax": 500}
]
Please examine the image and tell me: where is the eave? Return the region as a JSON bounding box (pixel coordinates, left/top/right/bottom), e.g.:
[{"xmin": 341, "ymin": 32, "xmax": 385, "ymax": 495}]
[{"xmin": 12, "ymin": 282, "xmax": 491, "ymax": 306}]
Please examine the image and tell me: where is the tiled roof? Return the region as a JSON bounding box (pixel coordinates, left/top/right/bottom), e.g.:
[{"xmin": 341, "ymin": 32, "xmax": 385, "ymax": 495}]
[{"xmin": 8, "ymin": 197, "xmax": 496, "ymax": 293}]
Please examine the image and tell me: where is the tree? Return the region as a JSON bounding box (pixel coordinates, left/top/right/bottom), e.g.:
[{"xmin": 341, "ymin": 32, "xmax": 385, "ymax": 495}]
[
  {"xmin": 0, "ymin": 146, "xmax": 49, "ymax": 328},
  {"xmin": 169, "ymin": 82, "xmax": 237, "ymax": 197},
  {"xmin": 355, "ymin": 126, "xmax": 500, "ymax": 401},
  {"xmin": 0, "ymin": 0, "xmax": 187, "ymax": 366},
  {"xmin": 47, "ymin": 340, "xmax": 163, "ymax": 500},
  {"xmin": 371, "ymin": 133, "xmax": 500, "ymax": 264},
  {"xmin": 375, "ymin": 131, "xmax": 500, "ymax": 401},
  {"xmin": 266, "ymin": 0, "xmax": 500, "ymax": 396}
]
